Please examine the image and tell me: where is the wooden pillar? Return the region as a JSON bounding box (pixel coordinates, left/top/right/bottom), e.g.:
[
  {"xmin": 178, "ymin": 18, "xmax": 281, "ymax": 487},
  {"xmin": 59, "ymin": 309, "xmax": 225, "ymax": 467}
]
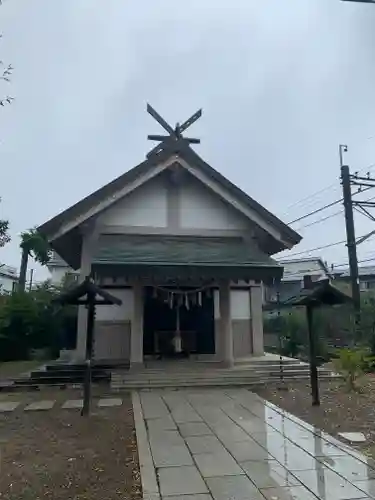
[
  {"xmin": 250, "ymin": 283, "xmax": 264, "ymax": 356},
  {"xmin": 219, "ymin": 280, "xmax": 233, "ymax": 367},
  {"xmin": 130, "ymin": 282, "xmax": 144, "ymax": 368},
  {"xmin": 76, "ymin": 226, "xmax": 98, "ymax": 360}
]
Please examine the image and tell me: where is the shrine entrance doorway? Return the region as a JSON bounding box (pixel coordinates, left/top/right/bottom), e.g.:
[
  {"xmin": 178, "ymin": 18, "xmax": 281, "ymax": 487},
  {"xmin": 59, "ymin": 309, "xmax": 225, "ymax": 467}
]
[{"xmin": 143, "ymin": 286, "xmax": 215, "ymax": 359}]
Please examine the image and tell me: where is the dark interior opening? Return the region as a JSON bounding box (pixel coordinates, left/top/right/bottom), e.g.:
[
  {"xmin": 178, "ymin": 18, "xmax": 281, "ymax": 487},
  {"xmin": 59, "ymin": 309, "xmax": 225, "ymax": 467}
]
[{"xmin": 143, "ymin": 286, "xmax": 215, "ymax": 358}]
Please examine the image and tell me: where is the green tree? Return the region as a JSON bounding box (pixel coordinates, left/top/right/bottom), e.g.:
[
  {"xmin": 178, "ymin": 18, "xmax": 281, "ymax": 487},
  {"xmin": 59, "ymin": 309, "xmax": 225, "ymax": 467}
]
[
  {"xmin": 0, "ymin": 2, "xmax": 13, "ymax": 248},
  {"xmin": 0, "ymin": 280, "xmax": 76, "ymax": 361},
  {"xmin": 18, "ymin": 228, "xmax": 52, "ymax": 291},
  {"xmin": 0, "ymin": 1, "xmax": 14, "ymax": 108},
  {"xmin": 0, "ymin": 198, "xmax": 10, "ymax": 247}
]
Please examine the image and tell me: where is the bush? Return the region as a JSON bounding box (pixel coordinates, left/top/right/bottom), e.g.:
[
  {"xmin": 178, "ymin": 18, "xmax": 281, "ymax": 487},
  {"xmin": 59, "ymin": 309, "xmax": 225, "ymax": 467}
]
[
  {"xmin": 333, "ymin": 348, "xmax": 365, "ymax": 391},
  {"xmin": 0, "ymin": 282, "xmax": 77, "ymax": 361}
]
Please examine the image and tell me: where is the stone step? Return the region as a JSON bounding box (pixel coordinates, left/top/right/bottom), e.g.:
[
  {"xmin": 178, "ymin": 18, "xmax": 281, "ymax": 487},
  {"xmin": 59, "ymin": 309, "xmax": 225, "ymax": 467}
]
[
  {"xmin": 111, "ymin": 371, "xmax": 337, "ymax": 389},
  {"xmin": 128, "ymin": 365, "xmax": 311, "ymax": 374},
  {"xmin": 234, "ymin": 359, "xmax": 303, "ymax": 367},
  {"xmin": 112, "ymin": 374, "xmax": 337, "ymax": 390},
  {"xmin": 112, "ymin": 368, "xmax": 333, "ymax": 381},
  {"xmin": 111, "ymin": 371, "xmax": 332, "ymax": 381}
]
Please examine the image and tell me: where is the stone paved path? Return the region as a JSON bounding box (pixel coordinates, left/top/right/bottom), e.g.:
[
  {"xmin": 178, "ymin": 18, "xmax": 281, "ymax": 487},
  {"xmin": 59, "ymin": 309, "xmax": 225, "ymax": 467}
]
[
  {"xmin": 0, "ymin": 398, "xmax": 122, "ymax": 412},
  {"xmin": 134, "ymin": 388, "xmax": 375, "ymax": 500}
]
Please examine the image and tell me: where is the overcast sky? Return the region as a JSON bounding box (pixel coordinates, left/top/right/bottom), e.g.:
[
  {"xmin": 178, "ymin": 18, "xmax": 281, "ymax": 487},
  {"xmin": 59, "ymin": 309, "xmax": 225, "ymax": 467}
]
[{"xmin": 1, "ymin": 0, "xmax": 375, "ymax": 281}]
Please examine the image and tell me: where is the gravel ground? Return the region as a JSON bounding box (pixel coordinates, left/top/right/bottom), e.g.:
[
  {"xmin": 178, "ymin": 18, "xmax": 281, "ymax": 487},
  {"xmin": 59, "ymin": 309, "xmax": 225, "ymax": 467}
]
[
  {"xmin": 0, "ymin": 392, "xmax": 141, "ymax": 500},
  {"xmin": 256, "ymin": 374, "xmax": 375, "ymax": 459}
]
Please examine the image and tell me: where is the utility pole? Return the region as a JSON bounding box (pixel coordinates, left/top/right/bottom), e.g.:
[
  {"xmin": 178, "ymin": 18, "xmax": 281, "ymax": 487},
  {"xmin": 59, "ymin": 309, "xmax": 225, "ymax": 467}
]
[
  {"xmin": 340, "ymin": 145, "xmax": 361, "ymax": 326},
  {"xmin": 28, "ymin": 268, "xmax": 34, "ymax": 292}
]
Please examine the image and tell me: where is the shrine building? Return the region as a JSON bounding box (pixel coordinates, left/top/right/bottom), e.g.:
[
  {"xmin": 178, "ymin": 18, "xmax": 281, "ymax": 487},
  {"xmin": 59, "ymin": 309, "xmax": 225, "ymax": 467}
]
[{"xmin": 38, "ymin": 106, "xmax": 301, "ymax": 367}]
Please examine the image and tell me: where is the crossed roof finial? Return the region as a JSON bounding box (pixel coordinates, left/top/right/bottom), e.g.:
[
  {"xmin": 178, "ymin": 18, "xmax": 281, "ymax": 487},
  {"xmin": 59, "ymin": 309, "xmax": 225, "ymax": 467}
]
[{"xmin": 146, "ymin": 104, "xmax": 202, "ymax": 158}]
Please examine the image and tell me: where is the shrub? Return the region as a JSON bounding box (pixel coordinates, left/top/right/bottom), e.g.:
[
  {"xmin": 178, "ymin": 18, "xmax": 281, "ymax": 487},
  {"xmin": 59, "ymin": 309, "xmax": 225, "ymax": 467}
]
[
  {"xmin": 333, "ymin": 348, "xmax": 365, "ymax": 391},
  {"xmin": 0, "ymin": 282, "xmax": 77, "ymax": 361}
]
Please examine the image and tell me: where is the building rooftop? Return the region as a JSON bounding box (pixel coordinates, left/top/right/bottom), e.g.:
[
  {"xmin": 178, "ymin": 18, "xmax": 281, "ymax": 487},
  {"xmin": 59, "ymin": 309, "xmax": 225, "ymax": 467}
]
[
  {"xmin": 334, "ymin": 265, "xmax": 375, "ymax": 278},
  {"xmin": 277, "ymin": 256, "xmax": 330, "ymax": 282},
  {"xmin": 0, "ymin": 264, "xmax": 18, "ymax": 280}
]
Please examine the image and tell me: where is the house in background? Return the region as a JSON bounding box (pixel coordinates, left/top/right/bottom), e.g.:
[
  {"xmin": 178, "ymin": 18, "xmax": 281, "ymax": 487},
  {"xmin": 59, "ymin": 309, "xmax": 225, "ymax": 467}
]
[
  {"xmin": 264, "ymin": 257, "xmax": 331, "ymax": 304},
  {"xmin": 0, "ymin": 264, "xmax": 18, "ymax": 293},
  {"xmin": 47, "ymin": 251, "xmax": 78, "ymax": 285},
  {"xmin": 332, "ymin": 265, "xmax": 375, "ymax": 293},
  {"xmin": 38, "ymin": 108, "xmax": 301, "ymax": 367}
]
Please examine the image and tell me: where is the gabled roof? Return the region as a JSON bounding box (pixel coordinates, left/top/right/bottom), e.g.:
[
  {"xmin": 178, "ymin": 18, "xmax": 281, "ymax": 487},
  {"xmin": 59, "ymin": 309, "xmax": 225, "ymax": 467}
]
[
  {"xmin": 282, "ymin": 279, "xmax": 353, "ymax": 307},
  {"xmin": 0, "ymin": 264, "xmax": 18, "ymax": 280},
  {"xmin": 334, "ymin": 265, "xmax": 375, "ymax": 278},
  {"xmin": 93, "ymin": 235, "xmax": 283, "ymax": 282},
  {"xmin": 278, "ymin": 256, "xmax": 331, "ymax": 283},
  {"xmin": 38, "ymin": 142, "xmax": 301, "ymax": 268}
]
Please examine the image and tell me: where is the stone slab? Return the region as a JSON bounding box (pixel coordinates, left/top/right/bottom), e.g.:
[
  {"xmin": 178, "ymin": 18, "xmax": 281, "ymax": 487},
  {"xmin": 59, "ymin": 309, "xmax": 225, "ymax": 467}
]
[
  {"xmin": 97, "ymin": 398, "xmax": 122, "ymax": 408},
  {"xmin": 213, "ymin": 425, "xmax": 253, "ymax": 444},
  {"xmin": 147, "ymin": 415, "xmax": 177, "ymax": 433},
  {"xmin": 194, "ymin": 451, "xmax": 245, "ymax": 478},
  {"xmin": 225, "ymin": 441, "xmax": 272, "ymax": 462},
  {"xmin": 162, "ymin": 496, "xmax": 212, "ymax": 500},
  {"xmin": 352, "ymin": 479, "xmax": 375, "ymax": 498},
  {"xmin": 319, "ymin": 455, "xmax": 375, "ymax": 482},
  {"xmin": 151, "ymin": 444, "xmax": 194, "ymax": 467},
  {"xmin": 149, "ymin": 430, "xmax": 185, "ymax": 447},
  {"xmin": 141, "ymin": 394, "xmax": 170, "ymax": 419},
  {"xmin": 206, "ymin": 475, "xmax": 264, "ymax": 500},
  {"xmin": 338, "ymin": 432, "xmax": 367, "ymax": 444},
  {"xmin": 185, "ymin": 435, "xmax": 225, "ymax": 455},
  {"xmin": 157, "ymin": 466, "xmax": 209, "ymax": 497},
  {"xmin": 0, "ymin": 401, "xmax": 20, "ymax": 412},
  {"xmin": 260, "ymin": 485, "xmax": 320, "ymax": 500},
  {"xmin": 178, "ymin": 422, "xmax": 212, "ymax": 437},
  {"xmin": 241, "ymin": 460, "xmax": 301, "ymax": 489},
  {"xmin": 62, "ymin": 399, "xmax": 83, "ymax": 409},
  {"xmin": 172, "ymin": 410, "xmax": 203, "ymax": 423},
  {"xmin": 132, "ymin": 392, "xmax": 160, "ymax": 499},
  {"xmin": 25, "ymin": 400, "xmax": 55, "ymax": 411},
  {"xmin": 293, "ymin": 468, "xmax": 369, "ymax": 499}
]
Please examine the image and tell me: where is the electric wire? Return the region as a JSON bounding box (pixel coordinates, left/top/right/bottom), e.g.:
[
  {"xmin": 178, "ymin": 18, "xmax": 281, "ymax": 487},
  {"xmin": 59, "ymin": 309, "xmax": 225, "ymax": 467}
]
[
  {"xmin": 287, "ymin": 199, "xmax": 342, "ymax": 225},
  {"xmin": 294, "ymin": 209, "xmax": 343, "ymax": 231},
  {"xmin": 283, "ymin": 161, "xmax": 375, "ymax": 217}
]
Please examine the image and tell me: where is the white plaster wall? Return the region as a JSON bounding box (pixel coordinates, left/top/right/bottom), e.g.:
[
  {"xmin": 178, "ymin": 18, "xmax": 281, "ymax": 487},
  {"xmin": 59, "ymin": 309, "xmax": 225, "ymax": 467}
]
[
  {"xmin": 0, "ymin": 275, "xmax": 16, "ymax": 292},
  {"xmin": 214, "ymin": 290, "xmax": 220, "ymax": 319},
  {"xmin": 180, "ymin": 176, "xmax": 249, "ymax": 230},
  {"xmin": 49, "ymin": 267, "xmax": 69, "ymax": 285},
  {"xmin": 95, "ymin": 288, "xmax": 134, "ymax": 321},
  {"xmin": 97, "ymin": 175, "xmax": 167, "ymax": 227},
  {"xmin": 230, "ymin": 290, "xmax": 251, "ymax": 319},
  {"xmin": 214, "ymin": 289, "xmax": 251, "ymax": 319}
]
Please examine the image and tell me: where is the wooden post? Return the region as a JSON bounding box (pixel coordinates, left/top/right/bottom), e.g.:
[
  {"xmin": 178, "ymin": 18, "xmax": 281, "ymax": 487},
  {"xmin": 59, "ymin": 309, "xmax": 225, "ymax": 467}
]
[
  {"xmin": 82, "ymin": 295, "xmax": 95, "ymax": 417},
  {"xmin": 306, "ymin": 305, "xmax": 320, "ymax": 406}
]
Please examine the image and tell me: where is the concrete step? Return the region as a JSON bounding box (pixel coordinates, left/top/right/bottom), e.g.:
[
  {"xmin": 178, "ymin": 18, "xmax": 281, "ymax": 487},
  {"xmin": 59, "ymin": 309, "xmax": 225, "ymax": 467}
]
[
  {"xmin": 234, "ymin": 359, "xmax": 303, "ymax": 367},
  {"xmin": 112, "ymin": 374, "xmax": 337, "ymax": 390},
  {"xmin": 112, "ymin": 371, "xmax": 335, "ymax": 382},
  {"xmin": 111, "ymin": 371, "xmax": 338, "ymax": 390},
  {"xmin": 112, "ymin": 367, "xmax": 334, "ymax": 381}
]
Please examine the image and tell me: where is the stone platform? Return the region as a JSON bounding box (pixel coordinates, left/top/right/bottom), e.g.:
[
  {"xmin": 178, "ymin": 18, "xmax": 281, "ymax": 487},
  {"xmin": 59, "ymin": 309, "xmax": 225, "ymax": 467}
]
[
  {"xmin": 112, "ymin": 354, "xmax": 338, "ymax": 390},
  {"xmin": 134, "ymin": 388, "xmax": 374, "ymax": 500}
]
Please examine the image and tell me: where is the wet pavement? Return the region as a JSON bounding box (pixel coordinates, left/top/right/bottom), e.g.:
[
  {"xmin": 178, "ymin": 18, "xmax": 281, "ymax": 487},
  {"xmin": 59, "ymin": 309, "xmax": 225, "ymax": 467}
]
[{"xmin": 136, "ymin": 388, "xmax": 375, "ymax": 500}]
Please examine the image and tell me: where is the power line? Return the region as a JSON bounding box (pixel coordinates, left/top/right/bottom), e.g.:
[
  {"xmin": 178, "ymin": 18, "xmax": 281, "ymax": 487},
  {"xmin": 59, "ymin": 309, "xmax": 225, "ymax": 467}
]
[
  {"xmin": 281, "ymin": 229, "xmax": 375, "ymax": 259},
  {"xmin": 281, "ymin": 239, "xmax": 347, "ymax": 259},
  {"xmin": 288, "ymin": 186, "xmax": 374, "ymax": 226},
  {"xmin": 295, "ymin": 209, "xmax": 343, "ymax": 231},
  {"xmin": 332, "ymin": 257, "xmax": 375, "ymax": 269},
  {"xmin": 287, "ymin": 199, "xmax": 342, "ymax": 225},
  {"xmin": 284, "ymin": 183, "xmax": 337, "ymax": 213},
  {"xmin": 283, "ymin": 161, "xmax": 375, "ymax": 217}
]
